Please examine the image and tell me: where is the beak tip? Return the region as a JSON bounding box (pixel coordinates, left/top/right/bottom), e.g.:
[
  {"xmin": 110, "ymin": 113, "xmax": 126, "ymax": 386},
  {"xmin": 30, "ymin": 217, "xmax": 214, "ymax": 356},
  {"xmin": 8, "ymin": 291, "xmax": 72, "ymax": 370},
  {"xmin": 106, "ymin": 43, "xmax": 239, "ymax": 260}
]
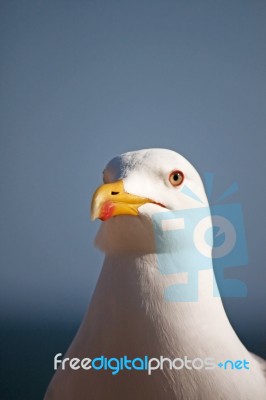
[
  {"xmin": 90, "ymin": 210, "xmax": 97, "ymax": 221},
  {"xmin": 90, "ymin": 204, "xmax": 97, "ymax": 221}
]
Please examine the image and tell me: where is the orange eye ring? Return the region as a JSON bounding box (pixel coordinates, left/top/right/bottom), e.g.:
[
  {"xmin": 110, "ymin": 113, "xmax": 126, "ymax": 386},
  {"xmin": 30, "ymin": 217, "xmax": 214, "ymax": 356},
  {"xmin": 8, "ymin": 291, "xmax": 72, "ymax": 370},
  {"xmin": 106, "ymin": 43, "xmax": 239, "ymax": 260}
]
[{"xmin": 169, "ymin": 170, "xmax": 184, "ymax": 187}]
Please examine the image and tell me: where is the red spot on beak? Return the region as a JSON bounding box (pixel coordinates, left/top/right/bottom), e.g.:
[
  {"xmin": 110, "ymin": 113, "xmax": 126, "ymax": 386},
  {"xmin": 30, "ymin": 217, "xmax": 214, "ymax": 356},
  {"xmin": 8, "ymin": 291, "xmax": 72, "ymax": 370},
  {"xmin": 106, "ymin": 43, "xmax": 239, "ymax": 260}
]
[{"xmin": 99, "ymin": 201, "xmax": 115, "ymax": 221}]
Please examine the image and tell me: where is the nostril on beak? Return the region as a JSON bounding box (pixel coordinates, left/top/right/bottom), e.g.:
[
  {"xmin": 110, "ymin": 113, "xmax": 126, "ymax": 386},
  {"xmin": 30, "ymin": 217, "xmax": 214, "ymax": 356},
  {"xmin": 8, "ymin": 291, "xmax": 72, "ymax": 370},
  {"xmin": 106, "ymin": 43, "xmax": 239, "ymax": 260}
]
[{"xmin": 111, "ymin": 191, "xmax": 119, "ymax": 195}]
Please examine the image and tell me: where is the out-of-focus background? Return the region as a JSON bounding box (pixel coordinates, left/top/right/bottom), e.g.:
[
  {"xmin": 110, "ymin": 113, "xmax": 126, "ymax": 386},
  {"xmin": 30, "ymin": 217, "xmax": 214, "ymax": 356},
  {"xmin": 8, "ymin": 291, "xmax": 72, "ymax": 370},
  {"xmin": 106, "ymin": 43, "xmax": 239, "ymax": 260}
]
[{"xmin": 1, "ymin": 1, "xmax": 265, "ymax": 398}]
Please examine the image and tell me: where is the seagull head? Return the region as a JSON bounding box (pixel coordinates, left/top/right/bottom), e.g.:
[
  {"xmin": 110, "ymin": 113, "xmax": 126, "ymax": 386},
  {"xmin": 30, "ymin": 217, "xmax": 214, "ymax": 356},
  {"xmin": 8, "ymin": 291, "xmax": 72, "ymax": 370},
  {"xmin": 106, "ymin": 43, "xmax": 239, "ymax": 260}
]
[{"xmin": 91, "ymin": 148, "xmax": 210, "ymax": 254}]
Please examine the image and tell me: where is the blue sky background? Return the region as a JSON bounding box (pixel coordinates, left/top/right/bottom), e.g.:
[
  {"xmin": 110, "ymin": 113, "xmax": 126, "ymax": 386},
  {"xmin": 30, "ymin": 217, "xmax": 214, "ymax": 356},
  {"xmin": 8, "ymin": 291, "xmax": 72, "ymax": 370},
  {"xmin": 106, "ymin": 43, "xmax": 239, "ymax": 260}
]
[{"xmin": 1, "ymin": 1, "xmax": 265, "ymax": 398}]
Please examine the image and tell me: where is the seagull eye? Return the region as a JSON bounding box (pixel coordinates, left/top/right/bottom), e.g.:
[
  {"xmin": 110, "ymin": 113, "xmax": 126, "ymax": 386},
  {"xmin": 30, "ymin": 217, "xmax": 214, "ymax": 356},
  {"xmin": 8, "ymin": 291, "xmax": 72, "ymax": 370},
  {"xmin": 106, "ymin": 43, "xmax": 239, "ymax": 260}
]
[{"xmin": 169, "ymin": 170, "xmax": 184, "ymax": 187}]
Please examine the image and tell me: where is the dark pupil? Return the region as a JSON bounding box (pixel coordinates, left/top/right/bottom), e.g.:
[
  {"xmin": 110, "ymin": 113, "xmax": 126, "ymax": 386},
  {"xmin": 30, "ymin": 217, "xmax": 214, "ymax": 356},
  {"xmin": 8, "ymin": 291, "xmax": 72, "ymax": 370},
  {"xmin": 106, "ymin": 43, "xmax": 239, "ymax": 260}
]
[{"xmin": 173, "ymin": 174, "xmax": 179, "ymax": 181}]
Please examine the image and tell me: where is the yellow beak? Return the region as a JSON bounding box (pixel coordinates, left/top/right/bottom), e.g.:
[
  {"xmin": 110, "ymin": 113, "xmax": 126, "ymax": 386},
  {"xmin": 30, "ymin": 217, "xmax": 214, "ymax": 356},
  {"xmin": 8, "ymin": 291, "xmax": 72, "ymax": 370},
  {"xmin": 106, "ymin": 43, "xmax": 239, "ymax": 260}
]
[{"xmin": 91, "ymin": 180, "xmax": 152, "ymax": 221}]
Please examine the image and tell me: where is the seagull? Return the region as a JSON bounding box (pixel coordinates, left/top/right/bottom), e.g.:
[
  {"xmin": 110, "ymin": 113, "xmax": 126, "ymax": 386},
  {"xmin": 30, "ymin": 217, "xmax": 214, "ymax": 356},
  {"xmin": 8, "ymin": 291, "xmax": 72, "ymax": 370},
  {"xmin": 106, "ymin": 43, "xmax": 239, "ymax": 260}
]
[{"xmin": 45, "ymin": 148, "xmax": 266, "ymax": 399}]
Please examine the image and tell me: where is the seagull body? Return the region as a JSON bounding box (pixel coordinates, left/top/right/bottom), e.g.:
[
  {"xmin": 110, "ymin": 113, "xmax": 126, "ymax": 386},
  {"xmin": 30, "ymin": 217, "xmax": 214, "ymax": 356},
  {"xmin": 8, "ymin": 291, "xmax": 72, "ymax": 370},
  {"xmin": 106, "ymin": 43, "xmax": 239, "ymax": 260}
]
[{"xmin": 45, "ymin": 149, "xmax": 266, "ymax": 399}]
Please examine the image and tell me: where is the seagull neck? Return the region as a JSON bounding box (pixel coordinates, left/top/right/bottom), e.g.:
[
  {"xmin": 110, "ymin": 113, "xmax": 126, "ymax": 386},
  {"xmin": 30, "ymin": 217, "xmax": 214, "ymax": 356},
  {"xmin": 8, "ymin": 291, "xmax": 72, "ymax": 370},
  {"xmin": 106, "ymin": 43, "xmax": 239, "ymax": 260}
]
[
  {"xmin": 91, "ymin": 252, "xmax": 228, "ymax": 342},
  {"xmin": 103, "ymin": 250, "xmax": 218, "ymax": 306},
  {"xmin": 80, "ymin": 250, "xmax": 247, "ymax": 363}
]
